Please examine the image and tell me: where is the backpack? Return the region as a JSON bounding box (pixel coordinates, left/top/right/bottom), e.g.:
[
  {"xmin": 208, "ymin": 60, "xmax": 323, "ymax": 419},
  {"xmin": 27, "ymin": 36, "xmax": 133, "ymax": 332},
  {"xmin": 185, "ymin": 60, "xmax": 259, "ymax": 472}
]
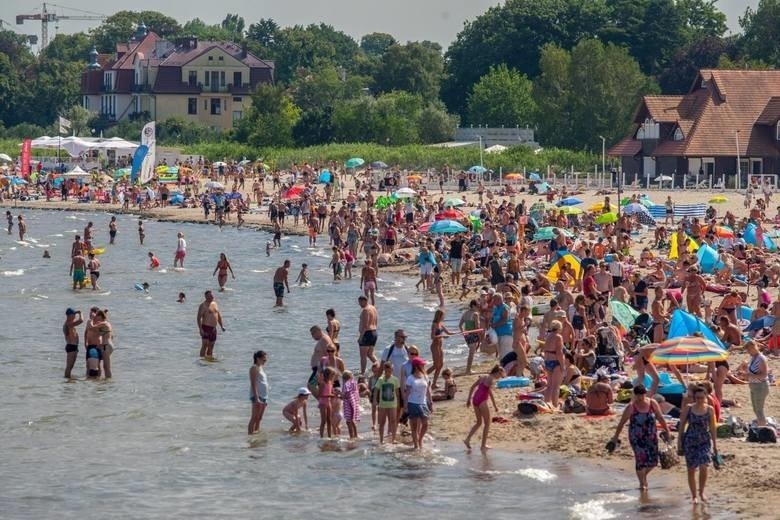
[
  {"xmin": 563, "ymin": 396, "xmax": 586, "ymax": 414},
  {"xmin": 747, "ymin": 425, "xmax": 777, "ymax": 443}
]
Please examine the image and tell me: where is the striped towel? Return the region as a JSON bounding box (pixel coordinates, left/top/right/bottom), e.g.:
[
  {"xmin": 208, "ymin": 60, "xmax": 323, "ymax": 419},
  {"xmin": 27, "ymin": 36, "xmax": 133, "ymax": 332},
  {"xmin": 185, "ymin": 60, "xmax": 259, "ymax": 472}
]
[{"xmin": 648, "ymin": 203, "xmax": 706, "ymax": 220}]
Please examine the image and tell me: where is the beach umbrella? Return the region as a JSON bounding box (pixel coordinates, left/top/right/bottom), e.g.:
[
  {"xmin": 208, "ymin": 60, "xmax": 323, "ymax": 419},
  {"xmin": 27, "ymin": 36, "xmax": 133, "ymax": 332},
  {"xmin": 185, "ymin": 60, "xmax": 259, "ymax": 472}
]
[
  {"xmin": 428, "ymin": 219, "xmax": 468, "ymax": 234},
  {"xmin": 505, "ymin": 173, "xmax": 523, "ymax": 181},
  {"xmin": 238, "ymin": 159, "xmax": 251, "ymax": 166},
  {"xmin": 436, "ymin": 208, "xmax": 466, "ymax": 220},
  {"xmin": 0, "ymin": 153, "xmax": 12, "ymax": 162},
  {"xmin": 620, "ymin": 197, "xmax": 631, "ymax": 206},
  {"xmin": 709, "ymin": 195, "xmax": 728, "ymax": 203},
  {"xmin": 649, "ymin": 336, "xmax": 728, "ymax": 365},
  {"xmin": 557, "ymin": 197, "xmax": 583, "ymax": 206},
  {"xmin": 560, "ymin": 206, "xmax": 583, "ymax": 215},
  {"xmin": 9, "ymin": 176, "xmax": 27, "ymax": 185},
  {"xmin": 345, "ymin": 157, "xmax": 365, "ymax": 169},
  {"xmin": 623, "ymin": 203, "xmax": 650, "ymax": 216},
  {"xmin": 407, "ymin": 174, "xmax": 422, "ymax": 181},
  {"xmin": 205, "ymin": 181, "xmax": 224, "ymax": 189},
  {"xmin": 395, "ymin": 187, "xmax": 416, "ymax": 198},
  {"xmin": 713, "ymin": 225, "xmax": 734, "ymax": 239},
  {"xmin": 744, "ymin": 315, "xmax": 775, "ymax": 332},
  {"xmin": 532, "ymin": 226, "xmax": 573, "ymax": 241},
  {"xmin": 528, "ymin": 172, "xmax": 541, "ymax": 182},
  {"xmin": 468, "ymin": 165, "xmax": 487, "ymax": 174},
  {"xmin": 418, "ymin": 221, "xmax": 433, "ymax": 233},
  {"xmin": 588, "ymin": 202, "xmax": 618, "ymax": 213},
  {"xmin": 469, "ymin": 215, "xmax": 483, "ymax": 232},
  {"xmin": 282, "ymin": 185, "xmax": 305, "ymax": 199},
  {"xmin": 212, "ymin": 161, "xmax": 227, "ymax": 168},
  {"xmin": 595, "ymin": 212, "xmax": 618, "ymax": 224},
  {"xmin": 654, "ymin": 175, "xmax": 673, "ymax": 182},
  {"xmin": 610, "ymin": 300, "xmax": 641, "ymax": 331},
  {"xmin": 112, "ymin": 167, "xmax": 131, "ymax": 179},
  {"xmin": 374, "ymin": 195, "xmax": 397, "ymax": 209},
  {"xmin": 640, "ymin": 196, "xmax": 655, "ymax": 208},
  {"xmin": 443, "ymin": 197, "xmax": 466, "ymax": 207},
  {"xmin": 370, "ymin": 161, "xmax": 388, "ymax": 169}
]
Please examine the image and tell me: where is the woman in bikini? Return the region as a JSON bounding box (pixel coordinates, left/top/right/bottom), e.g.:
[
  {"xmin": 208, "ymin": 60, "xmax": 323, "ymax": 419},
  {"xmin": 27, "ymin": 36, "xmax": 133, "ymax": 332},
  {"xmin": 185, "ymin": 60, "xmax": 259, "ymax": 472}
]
[
  {"xmin": 427, "ymin": 309, "xmax": 453, "ymax": 389},
  {"xmin": 543, "ymin": 320, "xmax": 566, "ymax": 409},
  {"xmin": 464, "ymin": 365, "xmax": 504, "ymax": 452},
  {"xmin": 212, "ymin": 253, "xmax": 235, "ymax": 291}
]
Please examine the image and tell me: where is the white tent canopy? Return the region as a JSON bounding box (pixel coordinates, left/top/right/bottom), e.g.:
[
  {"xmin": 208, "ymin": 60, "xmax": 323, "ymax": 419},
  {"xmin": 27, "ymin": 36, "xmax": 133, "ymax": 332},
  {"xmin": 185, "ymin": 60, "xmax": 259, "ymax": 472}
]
[
  {"xmin": 26, "ymin": 136, "xmax": 139, "ymax": 157},
  {"xmin": 484, "ymin": 144, "xmax": 508, "ymax": 154},
  {"xmin": 61, "ymin": 165, "xmax": 91, "ymax": 178}
]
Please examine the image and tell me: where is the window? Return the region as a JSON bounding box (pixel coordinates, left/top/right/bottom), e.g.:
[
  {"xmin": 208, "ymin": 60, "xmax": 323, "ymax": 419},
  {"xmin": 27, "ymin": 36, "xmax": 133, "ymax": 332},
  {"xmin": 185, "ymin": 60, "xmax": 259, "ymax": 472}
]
[
  {"xmin": 211, "ymin": 98, "xmax": 221, "ymax": 115},
  {"xmin": 233, "ymin": 97, "xmax": 242, "ymax": 102},
  {"xmin": 233, "ymin": 110, "xmax": 242, "ymax": 122},
  {"xmin": 673, "ymin": 128, "xmax": 683, "ymax": 141},
  {"xmin": 204, "ymin": 71, "xmax": 209, "ymax": 86},
  {"xmin": 751, "ymin": 158, "xmax": 763, "ymax": 175},
  {"xmin": 208, "ymin": 55, "xmax": 213, "ymax": 61},
  {"xmin": 188, "ymin": 71, "xmax": 197, "ymax": 87},
  {"xmin": 233, "ymin": 71, "xmax": 242, "ymax": 86},
  {"xmin": 218, "ymin": 55, "xmax": 224, "ymax": 61},
  {"xmin": 188, "ymin": 98, "xmax": 197, "ymax": 115},
  {"xmin": 83, "ymin": 96, "xmax": 89, "ymax": 110},
  {"xmin": 220, "ymin": 71, "xmax": 225, "ymax": 86},
  {"xmin": 204, "ymin": 99, "xmax": 208, "ymax": 110}
]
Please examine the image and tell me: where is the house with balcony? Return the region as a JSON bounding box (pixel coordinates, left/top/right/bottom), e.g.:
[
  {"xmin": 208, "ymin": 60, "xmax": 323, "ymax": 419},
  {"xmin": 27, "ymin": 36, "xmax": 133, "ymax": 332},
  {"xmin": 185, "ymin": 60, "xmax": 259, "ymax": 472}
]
[
  {"xmin": 609, "ymin": 69, "xmax": 780, "ymax": 189},
  {"xmin": 80, "ymin": 23, "xmax": 274, "ymax": 130}
]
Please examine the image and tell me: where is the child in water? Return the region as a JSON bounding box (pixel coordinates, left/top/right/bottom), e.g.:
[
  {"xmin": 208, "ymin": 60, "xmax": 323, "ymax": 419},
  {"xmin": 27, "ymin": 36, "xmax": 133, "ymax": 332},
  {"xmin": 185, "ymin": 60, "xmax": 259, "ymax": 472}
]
[
  {"xmin": 432, "ymin": 368, "xmax": 457, "ymax": 401},
  {"xmin": 318, "ymin": 366, "xmax": 336, "ymax": 438},
  {"xmin": 265, "ymin": 241, "xmax": 272, "ymax": 257},
  {"xmin": 341, "ymin": 371, "xmax": 361, "ymax": 440},
  {"xmin": 86, "ymin": 346, "xmax": 101, "ymax": 378},
  {"xmin": 148, "ymin": 252, "xmax": 160, "ymax": 269},
  {"xmin": 464, "ymin": 365, "xmax": 504, "ymax": 452},
  {"xmin": 283, "ymin": 387, "xmax": 311, "ymax": 433},
  {"xmin": 138, "ymin": 220, "xmax": 145, "ymax": 245},
  {"xmin": 177, "ymin": 292, "xmax": 186, "ymax": 303},
  {"xmin": 295, "ymin": 263, "xmax": 310, "ymax": 286}
]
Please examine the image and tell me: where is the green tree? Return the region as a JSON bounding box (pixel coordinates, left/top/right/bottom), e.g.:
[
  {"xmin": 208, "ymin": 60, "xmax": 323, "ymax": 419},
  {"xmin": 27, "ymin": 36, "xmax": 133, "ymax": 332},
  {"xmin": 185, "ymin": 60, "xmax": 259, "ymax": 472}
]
[
  {"xmin": 234, "ymin": 84, "xmax": 301, "ymax": 147},
  {"xmin": 466, "ymin": 64, "xmax": 536, "ymax": 127},
  {"xmin": 42, "ymin": 33, "xmax": 93, "ymax": 63},
  {"xmin": 658, "ymin": 36, "xmax": 731, "ymax": 94},
  {"xmin": 532, "ymin": 39, "xmax": 658, "ymax": 150},
  {"xmin": 293, "ymin": 107, "xmax": 335, "ymax": 147},
  {"xmin": 677, "ymin": 0, "xmax": 728, "ymax": 42},
  {"xmin": 246, "ymin": 18, "xmax": 279, "ymax": 55},
  {"xmin": 0, "ymin": 53, "xmax": 23, "ymax": 126},
  {"xmin": 90, "ymin": 11, "xmax": 182, "ymax": 52},
  {"xmin": 60, "ymin": 105, "xmax": 93, "ymax": 136},
  {"xmin": 443, "ymin": 0, "xmax": 609, "ymax": 115},
  {"xmin": 269, "ymin": 24, "xmax": 360, "ymax": 84},
  {"xmin": 221, "ymin": 14, "xmax": 245, "ymax": 38},
  {"xmin": 181, "ymin": 18, "xmax": 234, "ymax": 41},
  {"xmin": 374, "ymin": 42, "xmax": 444, "ymax": 102},
  {"xmin": 739, "ymin": 0, "xmax": 780, "ymax": 66},
  {"xmin": 416, "ymin": 102, "xmax": 458, "ymax": 144},
  {"xmin": 360, "ymin": 33, "xmax": 396, "ymax": 57},
  {"xmin": 290, "ymin": 65, "xmax": 368, "ymax": 112}
]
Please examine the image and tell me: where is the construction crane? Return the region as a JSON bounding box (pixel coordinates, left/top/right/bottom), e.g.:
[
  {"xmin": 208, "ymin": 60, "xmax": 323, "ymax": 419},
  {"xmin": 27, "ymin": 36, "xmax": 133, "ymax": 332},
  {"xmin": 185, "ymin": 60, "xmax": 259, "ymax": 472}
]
[
  {"xmin": 1, "ymin": 18, "xmax": 39, "ymax": 45},
  {"xmin": 16, "ymin": 3, "xmax": 106, "ymax": 50}
]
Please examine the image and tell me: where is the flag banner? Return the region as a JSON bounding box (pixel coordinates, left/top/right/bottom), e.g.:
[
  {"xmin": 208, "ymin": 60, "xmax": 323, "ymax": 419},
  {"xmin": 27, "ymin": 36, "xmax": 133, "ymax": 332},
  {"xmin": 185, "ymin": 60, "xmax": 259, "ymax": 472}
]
[
  {"xmin": 58, "ymin": 116, "xmax": 71, "ymax": 135},
  {"xmin": 139, "ymin": 121, "xmax": 156, "ymax": 184},
  {"xmin": 21, "ymin": 139, "xmax": 31, "ymax": 176}
]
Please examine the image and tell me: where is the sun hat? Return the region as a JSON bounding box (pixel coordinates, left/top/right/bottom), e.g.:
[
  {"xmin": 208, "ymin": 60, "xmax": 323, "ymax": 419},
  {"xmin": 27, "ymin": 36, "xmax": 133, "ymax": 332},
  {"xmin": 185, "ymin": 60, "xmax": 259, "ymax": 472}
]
[
  {"xmin": 297, "ymin": 387, "xmax": 311, "ymax": 396},
  {"xmin": 411, "ymin": 357, "xmax": 427, "ymax": 368}
]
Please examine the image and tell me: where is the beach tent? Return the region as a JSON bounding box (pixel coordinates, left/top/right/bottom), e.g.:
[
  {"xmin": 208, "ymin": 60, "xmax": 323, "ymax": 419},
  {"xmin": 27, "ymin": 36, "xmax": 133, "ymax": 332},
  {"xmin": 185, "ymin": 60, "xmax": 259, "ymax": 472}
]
[
  {"xmin": 668, "ymin": 232, "xmax": 698, "ymax": 259},
  {"xmin": 610, "ymin": 300, "xmax": 640, "ymax": 331},
  {"xmin": 743, "ymin": 222, "xmax": 777, "ymax": 251},
  {"xmin": 667, "ymin": 309, "xmax": 725, "ymax": 349},
  {"xmin": 546, "ymin": 253, "xmax": 581, "ymax": 286},
  {"xmin": 696, "ymin": 244, "xmax": 724, "ymax": 273},
  {"xmin": 534, "ymin": 181, "xmax": 551, "ymax": 194},
  {"xmin": 318, "ymin": 170, "xmax": 332, "ymax": 183}
]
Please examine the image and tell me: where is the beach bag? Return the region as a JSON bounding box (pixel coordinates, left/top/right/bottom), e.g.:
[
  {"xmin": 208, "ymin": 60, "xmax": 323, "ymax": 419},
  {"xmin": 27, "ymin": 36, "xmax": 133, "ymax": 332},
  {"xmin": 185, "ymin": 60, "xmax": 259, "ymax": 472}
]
[
  {"xmin": 486, "ymin": 328, "xmax": 498, "ymax": 345},
  {"xmin": 616, "ymin": 389, "xmax": 633, "ymax": 403},
  {"xmin": 748, "ymin": 425, "xmax": 777, "ymax": 444},
  {"xmin": 563, "ymin": 396, "xmax": 586, "ymax": 414},
  {"xmin": 658, "ymin": 441, "xmax": 679, "ymax": 469},
  {"xmin": 518, "ymin": 401, "xmax": 539, "ymax": 415}
]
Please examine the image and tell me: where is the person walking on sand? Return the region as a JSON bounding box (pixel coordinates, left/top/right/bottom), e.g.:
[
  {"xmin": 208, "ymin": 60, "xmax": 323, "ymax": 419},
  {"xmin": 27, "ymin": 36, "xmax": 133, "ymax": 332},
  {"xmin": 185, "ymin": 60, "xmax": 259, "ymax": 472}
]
[
  {"xmin": 174, "ymin": 232, "xmax": 186, "ymax": 268},
  {"xmin": 677, "ymin": 385, "xmax": 719, "ymax": 504},
  {"xmin": 248, "ymin": 350, "xmax": 268, "ymax": 434},
  {"xmin": 17, "ymin": 215, "xmax": 26, "ymax": 241},
  {"xmin": 464, "ymin": 365, "xmax": 504, "ymax": 452},
  {"xmin": 610, "ymin": 384, "xmax": 671, "ymax": 491},
  {"xmin": 273, "ymin": 259, "xmax": 291, "ymax": 306},
  {"xmin": 109, "ymin": 216, "xmax": 117, "ymax": 245},
  {"xmin": 62, "ymin": 308, "xmax": 83, "ymax": 379},
  {"xmin": 197, "ymin": 290, "xmax": 225, "ymax": 358},
  {"xmin": 357, "ymin": 295, "xmax": 379, "ymax": 375},
  {"xmin": 212, "ymin": 253, "xmax": 235, "ymax": 291}
]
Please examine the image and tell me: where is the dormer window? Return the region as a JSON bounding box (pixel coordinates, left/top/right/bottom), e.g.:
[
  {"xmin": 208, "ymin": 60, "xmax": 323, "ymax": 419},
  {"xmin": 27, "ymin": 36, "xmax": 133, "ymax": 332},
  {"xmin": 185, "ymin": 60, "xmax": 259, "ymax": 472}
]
[{"xmin": 673, "ymin": 128, "xmax": 684, "ymax": 141}]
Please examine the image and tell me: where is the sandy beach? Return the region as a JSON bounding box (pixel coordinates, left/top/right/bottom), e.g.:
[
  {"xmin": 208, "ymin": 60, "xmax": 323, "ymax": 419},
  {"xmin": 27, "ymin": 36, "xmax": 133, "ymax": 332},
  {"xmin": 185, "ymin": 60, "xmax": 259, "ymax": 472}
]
[{"xmin": 3, "ymin": 180, "xmax": 777, "ymax": 518}]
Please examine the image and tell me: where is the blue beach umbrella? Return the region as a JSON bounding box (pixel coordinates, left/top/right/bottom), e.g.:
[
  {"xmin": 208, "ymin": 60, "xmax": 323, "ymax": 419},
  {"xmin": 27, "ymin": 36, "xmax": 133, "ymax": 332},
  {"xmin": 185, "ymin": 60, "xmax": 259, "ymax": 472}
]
[
  {"xmin": 9, "ymin": 176, "xmax": 27, "ymax": 185},
  {"xmin": 556, "ymin": 197, "xmax": 583, "ymax": 206},
  {"xmin": 744, "ymin": 316, "xmax": 775, "ymax": 332},
  {"xmin": 468, "ymin": 165, "xmax": 487, "ymax": 174},
  {"xmin": 370, "ymin": 161, "xmax": 388, "ymax": 169},
  {"xmin": 429, "ymin": 219, "xmax": 468, "ymax": 234},
  {"xmin": 318, "ymin": 169, "xmax": 332, "ymax": 183},
  {"xmin": 528, "ymin": 172, "xmax": 541, "ymax": 182},
  {"xmin": 345, "ymin": 157, "xmax": 365, "ymax": 169}
]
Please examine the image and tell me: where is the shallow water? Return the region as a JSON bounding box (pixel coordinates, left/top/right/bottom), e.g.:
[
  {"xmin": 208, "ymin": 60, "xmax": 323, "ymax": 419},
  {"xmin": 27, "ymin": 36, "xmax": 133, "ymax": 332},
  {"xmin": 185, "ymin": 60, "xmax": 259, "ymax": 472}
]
[{"xmin": 0, "ymin": 210, "xmax": 716, "ymax": 518}]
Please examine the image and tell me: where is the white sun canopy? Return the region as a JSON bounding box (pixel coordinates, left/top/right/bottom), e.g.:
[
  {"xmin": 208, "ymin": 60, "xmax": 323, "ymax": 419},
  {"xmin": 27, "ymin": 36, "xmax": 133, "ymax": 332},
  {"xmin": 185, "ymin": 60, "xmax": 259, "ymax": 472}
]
[{"xmin": 27, "ymin": 136, "xmax": 139, "ymax": 157}]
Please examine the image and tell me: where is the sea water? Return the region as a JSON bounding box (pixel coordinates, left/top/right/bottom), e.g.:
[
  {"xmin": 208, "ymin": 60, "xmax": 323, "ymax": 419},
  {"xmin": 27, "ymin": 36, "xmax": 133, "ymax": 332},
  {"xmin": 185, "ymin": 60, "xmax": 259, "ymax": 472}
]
[{"xmin": 0, "ymin": 210, "xmax": 710, "ymax": 519}]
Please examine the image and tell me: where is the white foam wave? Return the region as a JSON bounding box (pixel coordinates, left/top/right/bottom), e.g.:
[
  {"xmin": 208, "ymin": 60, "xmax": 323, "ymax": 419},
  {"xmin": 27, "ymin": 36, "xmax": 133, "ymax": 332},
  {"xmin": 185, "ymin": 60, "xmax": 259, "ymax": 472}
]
[
  {"xmin": 3, "ymin": 269, "xmax": 24, "ymax": 276},
  {"xmin": 475, "ymin": 467, "xmax": 557, "ymax": 482},
  {"xmin": 569, "ymin": 493, "xmax": 635, "ymax": 520}
]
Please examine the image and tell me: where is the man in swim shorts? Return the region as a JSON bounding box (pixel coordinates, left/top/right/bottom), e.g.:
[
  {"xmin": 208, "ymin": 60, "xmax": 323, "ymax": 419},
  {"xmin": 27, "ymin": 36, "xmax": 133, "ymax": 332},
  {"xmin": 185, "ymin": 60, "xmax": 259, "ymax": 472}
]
[
  {"xmin": 360, "ymin": 259, "xmax": 378, "ymax": 305},
  {"xmin": 174, "ymin": 232, "xmax": 186, "ymax": 268},
  {"xmin": 108, "ymin": 216, "xmax": 117, "ymax": 245},
  {"xmin": 70, "ymin": 252, "xmax": 87, "ymax": 290},
  {"xmin": 308, "ymin": 326, "xmax": 335, "ymax": 390},
  {"xmin": 62, "ymin": 308, "xmax": 83, "ymax": 379},
  {"xmin": 357, "ymin": 295, "xmax": 379, "ymax": 375},
  {"xmin": 197, "ymin": 290, "xmax": 225, "ymax": 358},
  {"xmin": 273, "ymin": 259, "xmax": 291, "ymax": 306}
]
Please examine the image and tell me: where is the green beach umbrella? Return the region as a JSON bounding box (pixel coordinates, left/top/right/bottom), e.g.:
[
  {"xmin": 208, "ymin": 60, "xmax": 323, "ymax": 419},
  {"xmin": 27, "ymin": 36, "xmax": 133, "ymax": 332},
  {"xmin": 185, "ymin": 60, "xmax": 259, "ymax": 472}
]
[
  {"xmin": 596, "ymin": 212, "xmax": 618, "ymax": 225},
  {"xmin": 610, "ymin": 300, "xmax": 640, "ymax": 331},
  {"xmin": 346, "ymin": 157, "xmax": 365, "ymax": 169},
  {"xmin": 444, "ymin": 197, "xmax": 466, "ymax": 207},
  {"xmin": 532, "ymin": 227, "xmax": 573, "ymax": 241}
]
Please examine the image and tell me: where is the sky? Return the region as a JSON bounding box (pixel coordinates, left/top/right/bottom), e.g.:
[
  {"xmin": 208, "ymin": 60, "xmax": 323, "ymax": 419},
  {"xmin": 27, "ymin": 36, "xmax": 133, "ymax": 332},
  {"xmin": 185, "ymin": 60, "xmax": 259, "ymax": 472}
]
[{"xmin": 1, "ymin": 0, "xmax": 758, "ymax": 49}]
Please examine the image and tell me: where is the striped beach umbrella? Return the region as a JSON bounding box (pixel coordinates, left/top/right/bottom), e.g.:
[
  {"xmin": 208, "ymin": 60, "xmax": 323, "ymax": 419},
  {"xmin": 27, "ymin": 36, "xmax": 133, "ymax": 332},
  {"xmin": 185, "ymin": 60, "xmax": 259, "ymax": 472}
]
[{"xmin": 649, "ymin": 336, "xmax": 728, "ymax": 365}]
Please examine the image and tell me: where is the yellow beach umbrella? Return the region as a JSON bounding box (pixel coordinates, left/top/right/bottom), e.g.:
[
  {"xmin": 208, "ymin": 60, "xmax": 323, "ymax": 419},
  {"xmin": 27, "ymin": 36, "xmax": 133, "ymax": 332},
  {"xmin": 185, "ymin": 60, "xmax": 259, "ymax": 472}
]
[
  {"xmin": 709, "ymin": 195, "xmax": 728, "ymax": 203},
  {"xmin": 588, "ymin": 202, "xmax": 618, "ymax": 213},
  {"xmin": 505, "ymin": 173, "xmax": 523, "ymax": 181}
]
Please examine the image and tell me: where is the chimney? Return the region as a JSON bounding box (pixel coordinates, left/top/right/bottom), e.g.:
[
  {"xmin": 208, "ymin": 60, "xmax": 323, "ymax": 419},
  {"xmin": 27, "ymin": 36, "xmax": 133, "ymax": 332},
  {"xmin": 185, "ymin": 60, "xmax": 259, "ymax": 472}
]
[{"xmin": 241, "ymin": 43, "xmax": 248, "ymax": 59}]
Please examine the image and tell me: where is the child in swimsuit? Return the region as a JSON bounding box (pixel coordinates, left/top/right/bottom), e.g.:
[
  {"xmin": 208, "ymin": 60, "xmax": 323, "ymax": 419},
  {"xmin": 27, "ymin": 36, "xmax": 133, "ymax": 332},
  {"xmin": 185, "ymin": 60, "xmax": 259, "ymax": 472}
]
[
  {"xmin": 318, "ymin": 367, "xmax": 336, "ymax": 438},
  {"xmin": 432, "ymin": 368, "xmax": 458, "ymax": 401},
  {"xmin": 86, "ymin": 346, "xmax": 101, "ymax": 378},
  {"xmin": 283, "ymin": 387, "xmax": 310, "ymax": 434},
  {"xmin": 464, "ymin": 365, "xmax": 504, "ymax": 452},
  {"xmin": 295, "ymin": 263, "xmax": 310, "ymax": 286}
]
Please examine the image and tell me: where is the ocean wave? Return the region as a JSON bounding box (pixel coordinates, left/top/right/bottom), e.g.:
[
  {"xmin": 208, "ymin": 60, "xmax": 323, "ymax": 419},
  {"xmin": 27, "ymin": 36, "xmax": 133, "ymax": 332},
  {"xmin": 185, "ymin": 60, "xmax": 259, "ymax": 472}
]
[
  {"xmin": 569, "ymin": 493, "xmax": 635, "ymax": 520},
  {"xmin": 3, "ymin": 269, "xmax": 24, "ymax": 276},
  {"xmin": 472, "ymin": 467, "xmax": 557, "ymax": 482}
]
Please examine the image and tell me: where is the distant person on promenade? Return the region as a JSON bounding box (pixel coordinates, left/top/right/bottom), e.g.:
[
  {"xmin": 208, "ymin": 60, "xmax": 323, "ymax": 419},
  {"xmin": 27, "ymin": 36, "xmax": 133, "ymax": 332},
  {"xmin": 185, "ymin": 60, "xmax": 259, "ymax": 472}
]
[{"xmin": 197, "ymin": 290, "xmax": 225, "ymax": 358}]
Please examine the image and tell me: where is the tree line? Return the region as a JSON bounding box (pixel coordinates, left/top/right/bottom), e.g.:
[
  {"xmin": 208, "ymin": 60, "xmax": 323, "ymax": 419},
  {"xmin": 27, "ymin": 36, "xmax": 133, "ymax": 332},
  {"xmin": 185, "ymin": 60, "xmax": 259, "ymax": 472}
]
[{"xmin": 0, "ymin": 0, "xmax": 779, "ymax": 152}]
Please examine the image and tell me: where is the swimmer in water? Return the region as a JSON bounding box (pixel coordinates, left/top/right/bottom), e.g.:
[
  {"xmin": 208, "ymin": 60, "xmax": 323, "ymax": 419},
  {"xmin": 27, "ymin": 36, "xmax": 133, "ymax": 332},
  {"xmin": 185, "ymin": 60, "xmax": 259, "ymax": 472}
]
[
  {"xmin": 138, "ymin": 220, "xmax": 145, "ymax": 245},
  {"xmin": 266, "ymin": 240, "xmax": 272, "ymax": 257},
  {"xmin": 178, "ymin": 292, "xmax": 186, "ymax": 303},
  {"xmin": 17, "ymin": 215, "xmax": 26, "ymax": 241},
  {"xmin": 63, "ymin": 308, "xmax": 83, "ymax": 379},
  {"xmin": 142, "ymin": 282, "xmax": 150, "ymax": 293},
  {"xmin": 295, "ymin": 263, "xmax": 310, "ymax": 286},
  {"xmin": 212, "ymin": 252, "xmax": 235, "ymax": 291},
  {"xmin": 87, "ymin": 253, "xmax": 101, "ymax": 291},
  {"xmin": 148, "ymin": 251, "xmax": 160, "ymax": 269},
  {"xmin": 6, "ymin": 210, "xmax": 12, "ymax": 235},
  {"xmin": 70, "ymin": 252, "xmax": 87, "ymax": 290},
  {"xmin": 109, "ymin": 216, "xmax": 117, "ymax": 245},
  {"xmin": 43, "ymin": 250, "xmax": 50, "ymax": 258}
]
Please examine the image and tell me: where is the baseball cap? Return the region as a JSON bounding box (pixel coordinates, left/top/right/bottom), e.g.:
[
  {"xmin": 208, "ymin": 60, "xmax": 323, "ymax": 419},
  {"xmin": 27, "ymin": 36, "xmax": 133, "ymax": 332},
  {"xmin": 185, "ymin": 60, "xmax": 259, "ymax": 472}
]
[
  {"xmin": 411, "ymin": 357, "xmax": 427, "ymax": 367},
  {"xmin": 297, "ymin": 387, "xmax": 311, "ymax": 396},
  {"xmin": 66, "ymin": 308, "xmax": 76, "ymax": 315}
]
